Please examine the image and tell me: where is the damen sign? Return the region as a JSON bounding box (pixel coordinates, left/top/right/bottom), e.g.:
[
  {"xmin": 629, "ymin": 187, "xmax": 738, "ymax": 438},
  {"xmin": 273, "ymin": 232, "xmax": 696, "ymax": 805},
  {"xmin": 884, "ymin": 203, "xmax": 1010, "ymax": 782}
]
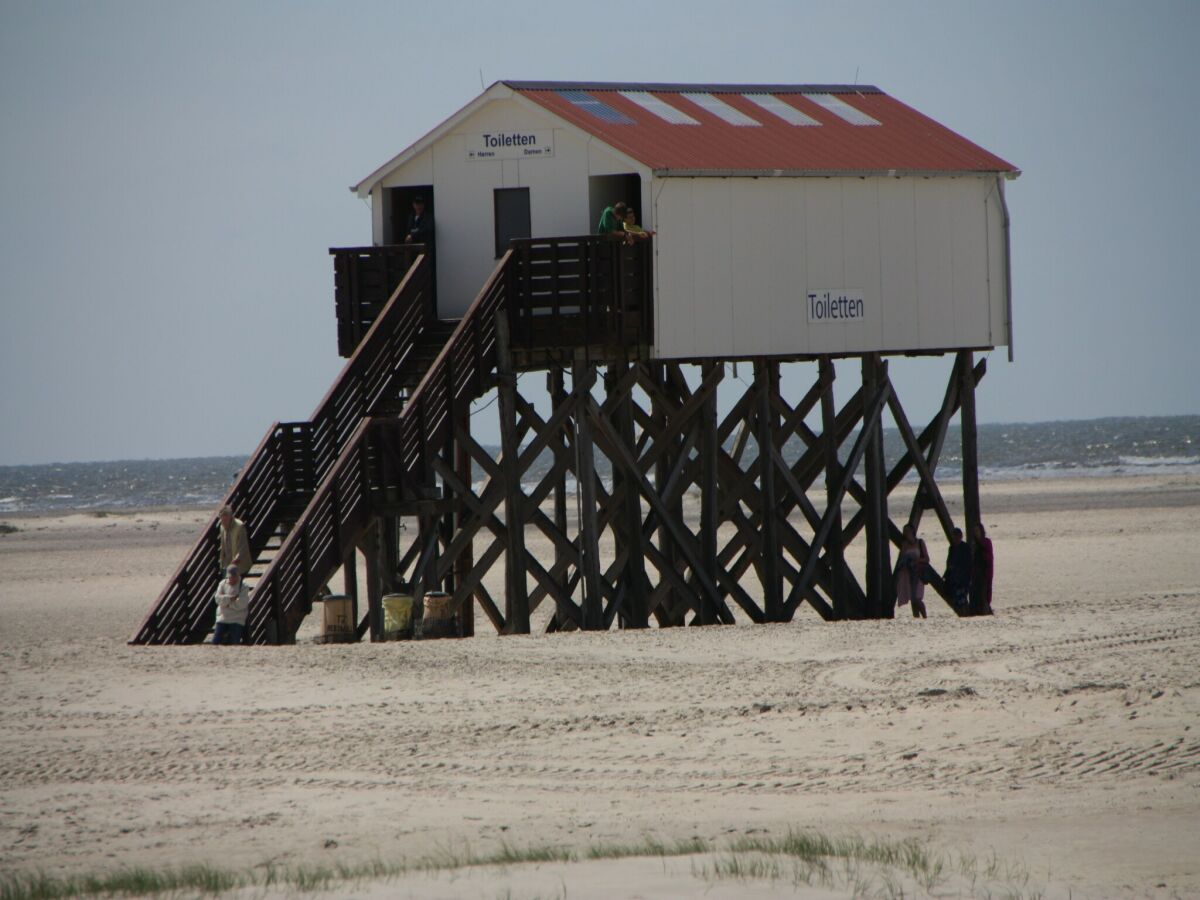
[
  {"xmin": 467, "ymin": 131, "xmax": 554, "ymax": 161},
  {"xmin": 807, "ymin": 289, "xmax": 868, "ymax": 324}
]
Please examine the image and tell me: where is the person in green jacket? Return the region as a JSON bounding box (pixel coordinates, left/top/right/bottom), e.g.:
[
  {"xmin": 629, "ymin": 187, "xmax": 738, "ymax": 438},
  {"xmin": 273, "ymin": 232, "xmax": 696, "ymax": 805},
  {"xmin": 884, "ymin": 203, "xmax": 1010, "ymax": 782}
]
[{"xmin": 597, "ymin": 201, "xmax": 628, "ymax": 235}]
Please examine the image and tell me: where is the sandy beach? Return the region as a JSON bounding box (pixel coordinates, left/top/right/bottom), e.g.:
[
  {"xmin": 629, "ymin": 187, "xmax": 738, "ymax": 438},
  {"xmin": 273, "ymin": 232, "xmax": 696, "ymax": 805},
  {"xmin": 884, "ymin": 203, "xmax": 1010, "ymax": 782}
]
[{"xmin": 1, "ymin": 473, "xmax": 1197, "ymax": 898}]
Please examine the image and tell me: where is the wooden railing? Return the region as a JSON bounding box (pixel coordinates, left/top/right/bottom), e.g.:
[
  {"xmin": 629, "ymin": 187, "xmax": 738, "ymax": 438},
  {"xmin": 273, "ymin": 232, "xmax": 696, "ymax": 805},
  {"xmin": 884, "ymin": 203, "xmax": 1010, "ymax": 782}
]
[
  {"xmin": 331, "ymin": 244, "xmax": 429, "ymax": 357},
  {"xmin": 131, "ymin": 255, "xmax": 434, "ymax": 644},
  {"xmin": 506, "ymin": 236, "xmax": 652, "ymax": 354},
  {"xmin": 245, "ymin": 252, "xmax": 513, "ymax": 642}
]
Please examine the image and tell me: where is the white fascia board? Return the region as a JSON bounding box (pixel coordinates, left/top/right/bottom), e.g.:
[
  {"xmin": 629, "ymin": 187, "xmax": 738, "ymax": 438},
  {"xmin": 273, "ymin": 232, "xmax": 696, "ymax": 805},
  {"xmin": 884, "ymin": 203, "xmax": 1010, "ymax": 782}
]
[
  {"xmin": 351, "ymin": 83, "xmax": 516, "ymax": 197},
  {"xmin": 505, "ymin": 90, "xmax": 651, "ymax": 177}
]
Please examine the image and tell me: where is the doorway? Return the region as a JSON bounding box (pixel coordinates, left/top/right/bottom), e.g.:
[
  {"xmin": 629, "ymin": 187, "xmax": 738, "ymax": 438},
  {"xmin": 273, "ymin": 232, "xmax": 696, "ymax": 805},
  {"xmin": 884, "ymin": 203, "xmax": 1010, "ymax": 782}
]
[
  {"xmin": 588, "ymin": 173, "xmax": 642, "ymax": 232},
  {"xmin": 386, "ymin": 185, "xmax": 435, "ymax": 246}
]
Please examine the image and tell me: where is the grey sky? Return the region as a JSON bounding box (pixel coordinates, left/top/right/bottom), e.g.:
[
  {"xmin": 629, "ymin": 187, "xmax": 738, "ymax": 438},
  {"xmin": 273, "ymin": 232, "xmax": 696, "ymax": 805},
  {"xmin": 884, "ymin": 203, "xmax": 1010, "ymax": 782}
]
[{"xmin": 1, "ymin": 0, "xmax": 1197, "ymax": 465}]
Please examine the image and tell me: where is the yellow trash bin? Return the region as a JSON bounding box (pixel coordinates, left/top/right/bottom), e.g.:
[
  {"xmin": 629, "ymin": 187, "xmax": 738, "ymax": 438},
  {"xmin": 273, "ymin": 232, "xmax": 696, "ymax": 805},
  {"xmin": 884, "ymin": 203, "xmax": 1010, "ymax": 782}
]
[{"xmin": 382, "ymin": 593, "xmax": 414, "ymax": 640}]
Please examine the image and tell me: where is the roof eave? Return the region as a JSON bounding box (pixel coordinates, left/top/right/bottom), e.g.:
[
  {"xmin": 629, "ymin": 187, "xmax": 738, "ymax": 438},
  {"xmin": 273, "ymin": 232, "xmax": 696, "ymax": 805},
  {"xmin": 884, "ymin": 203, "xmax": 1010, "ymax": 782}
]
[{"xmin": 652, "ymin": 168, "xmax": 1021, "ymax": 179}]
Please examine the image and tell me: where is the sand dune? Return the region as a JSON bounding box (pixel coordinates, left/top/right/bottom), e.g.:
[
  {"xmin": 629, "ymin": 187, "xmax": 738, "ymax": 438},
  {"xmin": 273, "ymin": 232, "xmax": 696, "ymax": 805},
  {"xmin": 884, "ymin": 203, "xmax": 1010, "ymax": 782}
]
[{"xmin": 0, "ymin": 474, "xmax": 1197, "ymax": 897}]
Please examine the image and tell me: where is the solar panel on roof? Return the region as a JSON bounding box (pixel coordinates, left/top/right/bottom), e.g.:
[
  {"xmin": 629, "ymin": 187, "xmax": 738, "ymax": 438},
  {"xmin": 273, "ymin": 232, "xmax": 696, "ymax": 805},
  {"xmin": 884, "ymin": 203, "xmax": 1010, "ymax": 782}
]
[
  {"xmin": 557, "ymin": 90, "xmax": 634, "ymax": 125},
  {"xmin": 741, "ymin": 93, "xmax": 821, "ymax": 126},
  {"xmin": 681, "ymin": 93, "xmax": 760, "ymax": 126},
  {"xmin": 618, "ymin": 91, "xmax": 699, "ymax": 125},
  {"xmin": 802, "ymin": 93, "xmax": 881, "ymax": 126}
]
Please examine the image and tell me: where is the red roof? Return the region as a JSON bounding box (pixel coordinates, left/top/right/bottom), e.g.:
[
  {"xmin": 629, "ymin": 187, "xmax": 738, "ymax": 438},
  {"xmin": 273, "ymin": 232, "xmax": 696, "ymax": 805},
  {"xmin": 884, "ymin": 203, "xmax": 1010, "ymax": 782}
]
[{"xmin": 509, "ymin": 82, "xmax": 1017, "ymax": 176}]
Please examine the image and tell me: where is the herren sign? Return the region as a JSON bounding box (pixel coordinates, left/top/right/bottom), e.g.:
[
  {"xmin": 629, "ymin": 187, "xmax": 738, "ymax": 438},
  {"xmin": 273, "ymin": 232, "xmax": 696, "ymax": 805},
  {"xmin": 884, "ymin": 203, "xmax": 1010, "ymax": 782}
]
[{"xmin": 467, "ymin": 131, "xmax": 554, "ymax": 161}]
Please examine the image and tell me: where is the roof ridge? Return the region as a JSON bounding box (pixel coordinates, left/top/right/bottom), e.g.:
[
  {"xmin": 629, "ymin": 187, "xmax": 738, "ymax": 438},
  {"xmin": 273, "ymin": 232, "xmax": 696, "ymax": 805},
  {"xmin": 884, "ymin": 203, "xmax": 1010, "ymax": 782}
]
[{"xmin": 503, "ymin": 80, "xmax": 883, "ymax": 95}]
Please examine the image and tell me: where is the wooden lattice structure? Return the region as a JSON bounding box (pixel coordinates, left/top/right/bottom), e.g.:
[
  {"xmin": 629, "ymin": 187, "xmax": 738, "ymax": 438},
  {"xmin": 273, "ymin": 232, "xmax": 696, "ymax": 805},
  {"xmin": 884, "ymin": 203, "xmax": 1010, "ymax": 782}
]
[{"xmin": 133, "ymin": 237, "xmax": 988, "ymax": 644}]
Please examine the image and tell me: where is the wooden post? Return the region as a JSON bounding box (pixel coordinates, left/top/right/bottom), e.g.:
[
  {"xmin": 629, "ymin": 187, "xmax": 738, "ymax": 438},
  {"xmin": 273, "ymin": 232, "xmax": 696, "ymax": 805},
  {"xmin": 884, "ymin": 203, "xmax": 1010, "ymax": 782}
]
[
  {"xmin": 573, "ymin": 353, "xmax": 604, "ymax": 630},
  {"xmin": 549, "ymin": 367, "xmax": 570, "ymax": 630},
  {"xmin": 862, "ymin": 354, "xmax": 892, "ymax": 618},
  {"xmin": 819, "ymin": 356, "xmax": 848, "ymax": 619},
  {"xmin": 611, "ymin": 361, "xmax": 649, "ymax": 628},
  {"xmin": 342, "ymin": 545, "xmax": 359, "ymax": 640},
  {"xmin": 699, "ymin": 362, "xmax": 720, "ymax": 625},
  {"xmin": 454, "ymin": 405, "xmax": 475, "ymax": 637},
  {"xmin": 495, "ymin": 314, "xmax": 530, "ymax": 634},
  {"xmin": 362, "ymin": 520, "xmax": 384, "ymax": 641},
  {"xmin": 756, "ymin": 360, "xmax": 784, "ymax": 621},
  {"xmin": 959, "ymin": 350, "xmax": 982, "ymax": 540}
]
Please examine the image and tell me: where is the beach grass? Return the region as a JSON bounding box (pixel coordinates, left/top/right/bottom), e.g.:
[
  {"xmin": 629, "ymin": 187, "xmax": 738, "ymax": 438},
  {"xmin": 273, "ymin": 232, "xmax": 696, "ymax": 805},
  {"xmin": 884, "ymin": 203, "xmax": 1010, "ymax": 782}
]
[{"xmin": 0, "ymin": 829, "xmax": 1046, "ymax": 899}]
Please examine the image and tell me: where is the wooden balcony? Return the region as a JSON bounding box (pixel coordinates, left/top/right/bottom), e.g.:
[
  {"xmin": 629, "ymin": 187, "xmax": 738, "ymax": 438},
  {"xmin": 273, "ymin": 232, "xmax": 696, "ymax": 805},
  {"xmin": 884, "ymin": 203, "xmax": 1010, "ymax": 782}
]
[{"xmin": 330, "ymin": 236, "xmax": 653, "ymax": 364}]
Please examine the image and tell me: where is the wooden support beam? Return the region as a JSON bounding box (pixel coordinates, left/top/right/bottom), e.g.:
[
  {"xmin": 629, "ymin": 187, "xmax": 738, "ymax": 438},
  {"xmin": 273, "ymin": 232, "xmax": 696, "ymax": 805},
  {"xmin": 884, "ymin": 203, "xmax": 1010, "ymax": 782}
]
[
  {"xmin": 609, "ymin": 361, "xmax": 649, "ymax": 628},
  {"xmin": 495, "ymin": 314, "xmax": 530, "ymax": 634},
  {"xmin": 549, "ymin": 367, "xmax": 570, "ymax": 630},
  {"xmin": 454, "ymin": 404, "xmax": 475, "ymax": 637},
  {"xmin": 818, "ymin": 357, "xmax": 849, "ymax": 618},
  {"xmin": 862, "ymin": 354, "xmax": 892, "ymax": 618},
  {"xmin": 342, "ymin": 544, "xmax": 359, "ymax": 641},
  {"xmin": 756, "ymin": 360, "xmax": 784, "ymax": 621},
  {"xmin": 572, "ymin": 355, "xmax": 604, "ymax": 630},
  {"xmin": 699, "ymin": 362, "xmax": 721, "ymax": 625},
  {"xmin": 887, "ymin": 387, "xmax": 956, "ymax": 541},
  {"xmin": 360, "ymin": 519, "xmax": 384, "ymax": 641},
  {"xmin": 959, "ymin": 350, "xmax": 982, "ymax": 541}
]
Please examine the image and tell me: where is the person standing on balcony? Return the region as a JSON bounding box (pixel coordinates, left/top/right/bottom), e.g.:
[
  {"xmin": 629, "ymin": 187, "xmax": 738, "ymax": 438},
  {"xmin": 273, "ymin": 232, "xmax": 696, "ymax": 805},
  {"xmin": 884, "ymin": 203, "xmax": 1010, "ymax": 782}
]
[
  {"xmin": 621, "ymin": 208, "xmax": 654, "ymax": 240},
  {"xmin": 218, "ymin": 505, "xmax": 251, "ymax": 577},
  {"xmin": 213, "ymin": 565, "xmax": 250, "ymax": 645},
  {"xmin": 404, "ymin": 196, "xmax": 434, "ymax": 248},
  {"xmin": 597, "ymin": 201, "xmax": 628, "ymax": 236}
]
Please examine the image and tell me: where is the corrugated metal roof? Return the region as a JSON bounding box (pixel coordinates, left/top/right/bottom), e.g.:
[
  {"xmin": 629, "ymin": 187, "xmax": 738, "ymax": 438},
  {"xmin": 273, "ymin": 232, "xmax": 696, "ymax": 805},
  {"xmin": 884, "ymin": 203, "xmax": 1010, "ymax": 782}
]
[{"xmin": 508, "ymin": 81, "xmax": 1018, "ymax": 176}]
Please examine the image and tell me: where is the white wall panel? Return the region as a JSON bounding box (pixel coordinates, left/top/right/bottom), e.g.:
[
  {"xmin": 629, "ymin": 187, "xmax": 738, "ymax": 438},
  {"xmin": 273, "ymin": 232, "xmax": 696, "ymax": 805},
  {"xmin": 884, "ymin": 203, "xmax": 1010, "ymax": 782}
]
[
  {"xmin": 877, "ymin": 178, "xmax": 919, "ymax": 349},
  {"xmin": 652, "ymin": 175, "xmax": 1009, "ymax": 359}
]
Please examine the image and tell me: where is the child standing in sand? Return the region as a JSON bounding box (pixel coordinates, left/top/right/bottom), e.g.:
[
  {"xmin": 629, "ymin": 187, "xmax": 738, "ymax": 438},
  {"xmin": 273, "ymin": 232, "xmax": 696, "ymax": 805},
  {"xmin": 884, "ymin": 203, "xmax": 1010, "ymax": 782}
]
[{"xmin": 213, "ymin": 565, "xmax": 250, "ymax": 645}]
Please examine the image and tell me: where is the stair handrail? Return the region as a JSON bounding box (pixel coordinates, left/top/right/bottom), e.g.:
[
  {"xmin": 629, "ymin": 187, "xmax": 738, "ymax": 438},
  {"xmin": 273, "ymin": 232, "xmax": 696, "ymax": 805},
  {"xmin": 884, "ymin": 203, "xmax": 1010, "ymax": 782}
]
[{"xmin": 131, "ymin": 254, "xmax": 432, "ymax": 644}]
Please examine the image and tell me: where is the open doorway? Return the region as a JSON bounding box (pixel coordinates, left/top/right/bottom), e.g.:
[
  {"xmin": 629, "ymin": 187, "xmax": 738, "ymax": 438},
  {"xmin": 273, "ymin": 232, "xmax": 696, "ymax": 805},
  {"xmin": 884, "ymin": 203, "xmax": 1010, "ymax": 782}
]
[
  {"xmin": 588, "ymin": 174, "xmax": 641, "ymax": 233},
  {"xmin": 385, "ymin": 185, "xmax": 434, "ymax": 245}
]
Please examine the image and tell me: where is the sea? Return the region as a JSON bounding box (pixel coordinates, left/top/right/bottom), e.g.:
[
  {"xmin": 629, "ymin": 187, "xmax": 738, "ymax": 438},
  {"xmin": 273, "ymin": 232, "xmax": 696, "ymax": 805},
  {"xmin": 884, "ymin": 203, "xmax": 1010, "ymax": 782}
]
[{"xmin": 1, "ymin": 415, "xmax": 1196, "ymax": 515}]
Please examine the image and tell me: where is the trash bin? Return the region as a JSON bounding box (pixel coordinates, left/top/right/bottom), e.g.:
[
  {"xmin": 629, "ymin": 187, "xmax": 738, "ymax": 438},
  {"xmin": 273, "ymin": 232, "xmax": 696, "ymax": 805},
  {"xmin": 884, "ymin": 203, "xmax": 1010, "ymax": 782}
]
[
  {"xmin": 319, "ymin": 594, "xmax": 353, "ymax": 644},
  {"xmin": 382, "ymin": 593, "xmax": 414, "ymax": 640},
  {"xmin": 421, "ymin": 591, "xmax": 456, "ymax": 639}
]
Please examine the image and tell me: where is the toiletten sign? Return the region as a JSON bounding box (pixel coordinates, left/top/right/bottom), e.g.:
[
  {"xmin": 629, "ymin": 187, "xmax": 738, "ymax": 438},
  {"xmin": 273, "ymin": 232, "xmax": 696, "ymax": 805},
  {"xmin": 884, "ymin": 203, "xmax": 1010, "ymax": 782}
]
[
  {"xmin": 467, "ymin": 131, "xmax": 554, "ymax": 161},
  {"xmin": 807, "ymin": 289, "xmax": 868, "ymax": 324}
]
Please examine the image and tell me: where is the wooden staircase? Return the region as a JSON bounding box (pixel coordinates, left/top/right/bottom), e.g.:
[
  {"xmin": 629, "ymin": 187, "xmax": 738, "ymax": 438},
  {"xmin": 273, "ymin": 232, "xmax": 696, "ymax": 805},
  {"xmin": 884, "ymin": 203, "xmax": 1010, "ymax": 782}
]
[
  {"xmin": 132, "ymin": 236, "xmax": 652, "ymax": 645},
  {"xmin": 131, "ymin": 254, "xmax": 439, "ymax": 644}
]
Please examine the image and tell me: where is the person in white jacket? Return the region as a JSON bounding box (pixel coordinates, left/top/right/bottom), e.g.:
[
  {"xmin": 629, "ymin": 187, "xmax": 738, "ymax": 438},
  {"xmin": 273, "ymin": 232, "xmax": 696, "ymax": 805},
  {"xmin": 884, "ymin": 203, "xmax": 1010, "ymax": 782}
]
[{"xmin": 213, "ymin": 565, "xmax": 250, "ymax": 645}]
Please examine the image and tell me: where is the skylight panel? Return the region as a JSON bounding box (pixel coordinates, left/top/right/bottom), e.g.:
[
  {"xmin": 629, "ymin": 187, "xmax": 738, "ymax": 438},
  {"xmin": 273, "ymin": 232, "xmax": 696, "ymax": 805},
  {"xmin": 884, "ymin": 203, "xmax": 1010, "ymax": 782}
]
[
  {"xmin": 618, "ymin": 91, "xmax": 699, "ymax": 125},
  {"xmin": 557, "ymin": 90, "xmax": 634, "ymax": 125},
  {"xmin": 741, "ymin": 93, "xmax": 821, "ymax": 126},
  {"xmin": 802, "ymin": 93, "xmax": 881, "ymax": 126},
  {"xmin": 681, "ymin": 92, "xmax": 760, "ymax": 126}
]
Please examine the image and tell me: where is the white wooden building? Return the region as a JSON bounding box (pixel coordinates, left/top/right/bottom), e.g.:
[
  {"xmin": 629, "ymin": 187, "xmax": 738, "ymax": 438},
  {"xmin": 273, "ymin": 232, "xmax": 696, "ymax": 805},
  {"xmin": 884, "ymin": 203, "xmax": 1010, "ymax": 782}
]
[{"xmin": 353, "ymin": 81, "xmax": 1018, "ymax": 360}]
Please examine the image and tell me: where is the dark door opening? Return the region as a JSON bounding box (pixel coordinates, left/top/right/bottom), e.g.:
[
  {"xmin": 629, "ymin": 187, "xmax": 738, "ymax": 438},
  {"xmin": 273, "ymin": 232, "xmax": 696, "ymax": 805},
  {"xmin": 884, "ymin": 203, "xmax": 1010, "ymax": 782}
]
[
  {"xmin": 386, "ymin": 186, "xmax": 435, "ymax": 246},
  {"xmin": 494, "ymin": 187, "xmax": 531, "ymax": 258},
  {"xmin": 588, "ymin": 173, "xmax": 642, "ymax": 233}
]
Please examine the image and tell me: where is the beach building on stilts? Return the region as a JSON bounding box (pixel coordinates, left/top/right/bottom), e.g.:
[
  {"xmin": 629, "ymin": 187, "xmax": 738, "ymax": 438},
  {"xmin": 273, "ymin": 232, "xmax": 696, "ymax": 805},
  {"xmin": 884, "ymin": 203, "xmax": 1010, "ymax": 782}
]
[{"xmin": 133, "ymin": 81, "xmax": 1019, "ymax": 645}]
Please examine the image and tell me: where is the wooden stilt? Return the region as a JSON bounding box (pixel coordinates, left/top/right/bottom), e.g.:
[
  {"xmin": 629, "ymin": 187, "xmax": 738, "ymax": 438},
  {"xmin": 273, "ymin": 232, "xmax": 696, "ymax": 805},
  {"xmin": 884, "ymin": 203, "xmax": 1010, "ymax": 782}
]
[
  {"xmin": 572, "ymin": 354, "xmax": 604, "ymax": 630},
  {"xmin": 959, "ymin": 350, "xmax": 982, "ymax": 540},
  {"xmin": 862, "ymin": 354, "xmax": 892, "ymax": 618},
  {"xmin": 610, "ymin": 361, "xmax": 649, "ymax": 628},
  {"xmin": 495, "ymin": 314, "xmax": 530, "ymax": 634},
  {"xmin": 361, "ymin": 520, "xmax": 384, "ymax": 641},
  {"xmin": 698, "ymin": 362, "xmax": 720, "ymax": 625},
  {"xmin": 756, "ymin": 360, "xmax": 784, "ymax": 621},
  {"xmin": 819, "ymin": 357, "xmax": 848, "ymax": 618},
  {"xmin": 454, "ymin": 404, "xmax": 475, "ymax": 637},
  {"xmin": 341, "ymin": 544, "xmax": 359, "ymax": 640}
]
